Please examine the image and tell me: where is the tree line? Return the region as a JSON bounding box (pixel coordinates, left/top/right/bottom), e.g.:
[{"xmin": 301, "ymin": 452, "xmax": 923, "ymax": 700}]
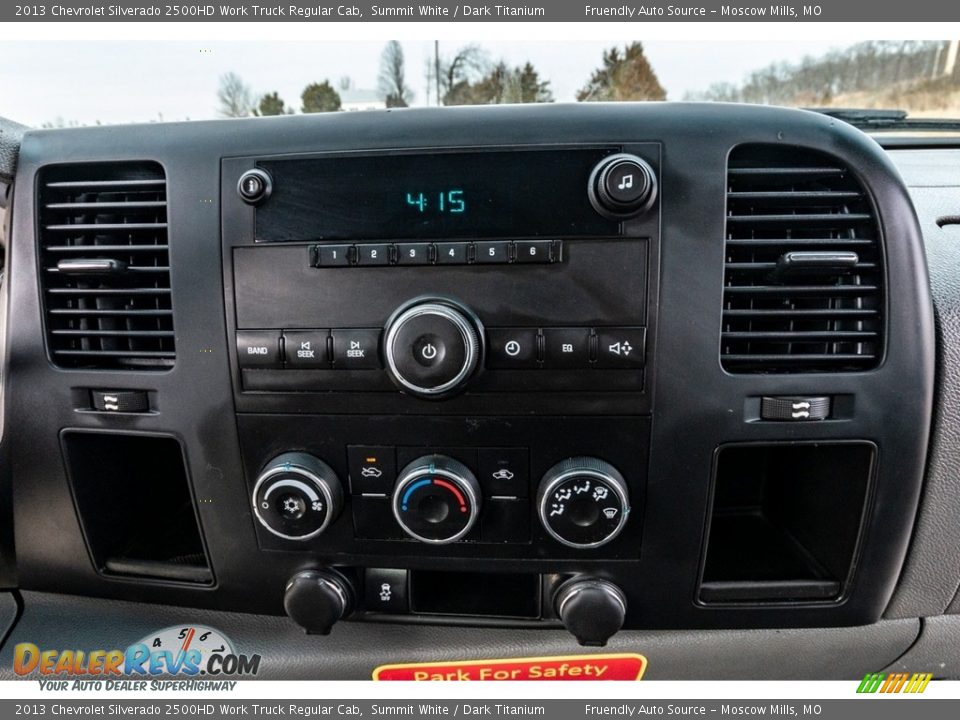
[
  {"xmin": 216, "ymin": 41, "xmax": 667, "ymax": 117},
  {"xmin": 688, "ymin": 41, "xmax": 958, "ymax": 106}
]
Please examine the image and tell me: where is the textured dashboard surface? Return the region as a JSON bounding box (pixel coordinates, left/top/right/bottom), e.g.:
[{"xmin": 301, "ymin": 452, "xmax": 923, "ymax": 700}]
[
  {"xmin": 885, "ymin": 150, "xmax": 960, "ymax": 619},
  {"xmin": 0, "ymin": 116, "xmax": 26, "ymax": 184},
  {"xmin": 0, "ymin": 591, "xmax": 920, "ymax": 680}
]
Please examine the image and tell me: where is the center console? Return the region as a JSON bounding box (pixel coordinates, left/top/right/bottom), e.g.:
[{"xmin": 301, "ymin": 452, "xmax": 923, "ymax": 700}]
[
  {"xmin": 223, "ymin": 144, "xmax": 661, "ymax": 643},
  {"xmin": 6, "ymin": 104, "xmax": 935, "ymax": 647}
]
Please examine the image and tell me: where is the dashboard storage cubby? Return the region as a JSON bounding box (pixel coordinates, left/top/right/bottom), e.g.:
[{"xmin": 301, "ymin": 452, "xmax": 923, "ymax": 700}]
[
  {"xmin": 699, "ymin": 443, "xmax": 874, "ymax": 604},
  {"xmin": 62, "ymin": 431, "xmax": 213, "ymax": 585}
]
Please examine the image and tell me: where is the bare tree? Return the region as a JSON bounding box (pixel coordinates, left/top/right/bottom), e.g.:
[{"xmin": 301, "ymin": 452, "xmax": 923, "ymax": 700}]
[
  {"xmin": 378, "ymin": 41, "xmax": 414, "ymax": 108},
  {"xmin": 217, "ymin": 72, "xmax": 256, "ymax": 118},
  {"xmin": 438, "ymin": 44, "xmax": 489, "ymax": 105}
]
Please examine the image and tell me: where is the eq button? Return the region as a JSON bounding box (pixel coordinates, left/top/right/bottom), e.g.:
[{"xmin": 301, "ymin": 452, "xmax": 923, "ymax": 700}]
[{"xmin": 543, "ymin": 328, "xmax": 590, "ymax": 369}]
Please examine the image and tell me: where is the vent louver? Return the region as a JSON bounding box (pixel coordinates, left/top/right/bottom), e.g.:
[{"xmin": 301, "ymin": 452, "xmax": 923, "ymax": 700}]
[
  {"xmin": 38, "ymin": 162, "xmax": 175, "ymax": 370},
  {"xmin": 721, "ymin": 145, "xmax": 884, "ymax": 373}
]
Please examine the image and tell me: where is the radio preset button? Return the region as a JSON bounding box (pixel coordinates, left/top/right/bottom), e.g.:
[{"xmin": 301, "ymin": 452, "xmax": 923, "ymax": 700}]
[
  {"xmin": 475, "ymin": 241, "xmax": 511, "ymax": 264},
  {"xmin": 486, "ymin": 328, "xmax": 539, "ymax": 369},
  {"xmin": 595, "ymin": 327, "xmax": 646, "ymax": 369},
  {"xmin": 543, "ymin": 328, "xmax": 591, "ymax": 369},
  {"xmin": 283, "ymin": 330, "xmax": 330, "ymax": 368},
  {"xmin": 356, "ymin": 244, "xmax": 391, "ymax": 266},
  {"xmin": 514, "ymin": 240, "xmax": 554, "ymax": 264},
  {"xmin": 396, "ymin": 243, "xmax": 432, "ymax": 265},
  {"xmin": 332, "ymin": 329, "xmax": 382, "ymax": 369},
  {"xmin": 314, "ymin": 244, "xmax": 353, "ymax": 267},
  {"xmin": 435, "ymin": 242, "xmax": 469, "ymax": 265},
  {"xmin": 237, "ymin": 330, "xmax": 282, "ymax": 369}
]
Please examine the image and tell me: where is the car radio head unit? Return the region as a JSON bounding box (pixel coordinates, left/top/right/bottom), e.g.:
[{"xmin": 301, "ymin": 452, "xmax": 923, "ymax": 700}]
[{"xmin": 253, "ymin": 148, "xmax": 624, "ymax": 242}]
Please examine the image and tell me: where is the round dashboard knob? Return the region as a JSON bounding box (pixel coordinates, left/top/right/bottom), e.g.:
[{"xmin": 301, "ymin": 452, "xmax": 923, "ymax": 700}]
[
  {"xmin": 383, "ymin": 299, "xmax": 482, "ymax": 399},
  {"xmin": 537, "ymin": 457, "xmax": 630, "ymax": 549},
  {"xmin": 252, "ymin": 452, "xmax": 343, "ymax": 541},
  {"xmin": 284, "ymin": 569, "xmax": 354, "ymax": 635},
  {"xmin": 392, "ymin": 454, "xmax": 481, "ymax": 544},
  {"xmin": 588, "ymin": 153, "xmax": 657, "ymax": 218},
  {"xmin": 554, "ymin": 577, "xmax": 627, "ymax": 647}
]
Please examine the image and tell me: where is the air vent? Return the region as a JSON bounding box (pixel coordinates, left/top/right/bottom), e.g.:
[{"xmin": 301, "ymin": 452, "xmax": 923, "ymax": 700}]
[
  {"xmin": 721, "ymin": 145, "xmax": 884, "ymax": 373},
  {"xmin": 38, "ymin": 162, "xmax": 175, "ymax": 370}
]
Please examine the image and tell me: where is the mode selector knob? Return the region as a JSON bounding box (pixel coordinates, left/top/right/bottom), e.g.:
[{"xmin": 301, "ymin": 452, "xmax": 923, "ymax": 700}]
[
  {"xmin": 252, "ymin": 453, "xmax": 343, "ymax": 541},
  {"xmin": 384, "ymin": 298, "xmax": 483, "ymax": 399},
  {"xmin": 392, "ymin": 455, "xmax": 481, "ymax": 544},
  {"xmin": 537, "ymin": 458, "xmax": 630, "ymax": 549},
  {"xmin": 588, "ymin": 153, "xmax": 657, "ymax": 219}
]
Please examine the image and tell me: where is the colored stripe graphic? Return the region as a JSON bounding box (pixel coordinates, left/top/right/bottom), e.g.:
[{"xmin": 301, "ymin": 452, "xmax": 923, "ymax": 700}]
[{"xmin": 857, "ymin": 672, "xmax": 932, "ymax": 694}]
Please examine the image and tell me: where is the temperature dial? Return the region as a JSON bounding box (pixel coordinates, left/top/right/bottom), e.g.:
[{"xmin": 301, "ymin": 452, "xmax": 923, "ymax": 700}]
[
  {"xmin": 252, "ymin": 453, "xmax": 343, "ymax": 541},
  {"xmin": 537, "ymin": 458, "xmax": 629, "ymax": 549},
  {"xmin": 392, "ymin": 455, "xmax": 481, "ymax": 544}
]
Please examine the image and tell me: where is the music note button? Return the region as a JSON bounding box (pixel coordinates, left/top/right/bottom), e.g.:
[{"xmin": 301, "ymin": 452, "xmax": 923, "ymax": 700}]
[
  {"xmin": 590, "ymin": 153, "xmax": 657, "ymax": 219},
  {"xmin": 605, "ymin": 161, "xmax": 648, "ymax": 204}
]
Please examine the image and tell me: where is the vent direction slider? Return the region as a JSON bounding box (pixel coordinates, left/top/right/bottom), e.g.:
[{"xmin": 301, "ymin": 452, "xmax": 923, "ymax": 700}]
[
  {"xmin": 768, "ymin": 251, "xmax": 859, "ymax": 283},
  {"xmin": 56, "ymin": 258, "xmax": 128, "ymax": 275}
]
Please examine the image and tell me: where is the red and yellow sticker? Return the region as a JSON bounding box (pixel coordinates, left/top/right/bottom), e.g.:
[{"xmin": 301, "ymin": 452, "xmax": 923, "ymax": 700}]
[{"xmin": 373, "ymin": 653, "xmax": 646, "ymax": 681}]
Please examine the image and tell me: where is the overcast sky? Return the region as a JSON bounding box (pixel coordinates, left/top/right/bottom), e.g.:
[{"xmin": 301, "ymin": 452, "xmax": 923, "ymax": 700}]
[{"xmin": 0, "ymin": 40, "xmax": 843, "ymax": 126}]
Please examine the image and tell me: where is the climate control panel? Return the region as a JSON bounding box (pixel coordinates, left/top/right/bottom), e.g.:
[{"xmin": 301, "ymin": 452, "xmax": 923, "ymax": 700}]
[{"xmin": 241, "ymin": 415, "xmax": 649, "ymax": 561}]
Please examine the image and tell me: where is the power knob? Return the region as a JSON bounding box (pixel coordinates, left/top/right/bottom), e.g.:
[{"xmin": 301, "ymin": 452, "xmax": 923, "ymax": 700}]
[
  {"xmin": 588, "ymin": 153, "xmax": 657, "ymax": 219},
  {"xmin": 537, "ymin": 457, "xmax": 630, "ymax": 549},
  {"xmin": 383, "ymin": 298, "xmax": 483, "ymax": 399},
  {"xmin": 252, "ymin": 453, "xmax": 343, "ymax": 541}
]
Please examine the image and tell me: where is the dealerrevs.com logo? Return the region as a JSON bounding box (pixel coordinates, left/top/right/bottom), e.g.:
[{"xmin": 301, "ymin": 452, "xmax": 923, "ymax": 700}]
[{"xmin": 13, "ymin": 625, "xmax": 261, "ymax": 690}]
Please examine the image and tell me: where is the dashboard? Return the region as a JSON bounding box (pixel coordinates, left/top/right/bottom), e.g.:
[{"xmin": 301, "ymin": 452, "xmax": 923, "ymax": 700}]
[{"xmin": 1, "ymin": 103, "xmax": 959, "ymax": 677}]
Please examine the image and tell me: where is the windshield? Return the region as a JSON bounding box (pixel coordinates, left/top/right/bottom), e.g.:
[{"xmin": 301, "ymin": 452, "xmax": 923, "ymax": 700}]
[{"xmin": 2, "ymin": 40, "xmax": 958, "ymax": 128}]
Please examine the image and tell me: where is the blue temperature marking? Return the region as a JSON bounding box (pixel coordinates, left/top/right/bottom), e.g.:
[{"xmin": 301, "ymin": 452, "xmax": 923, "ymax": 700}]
[{"xmin": 401, "ymin": 478, "xmax": 432, "ymax": 511}]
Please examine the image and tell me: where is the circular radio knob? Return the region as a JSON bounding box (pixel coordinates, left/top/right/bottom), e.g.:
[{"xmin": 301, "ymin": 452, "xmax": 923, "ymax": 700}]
[
  {"xmin": 588, "ymin": 153, "xmax": 657, "ymax": 218},
  {"xmin": 537, "ymin": 457, "xmax": 630, "ymax": 549},
  {"xmin": 252, "ymin": 453, "xmax": 343, "ymax": 541},
  {"xmin": 383, "ymin": 299, "xmax": 482, "ymax": 399},
  {"xmin": 554, "ymin": 577, "xmax": 627, "ymax": 647},
  {"xmin": 284, "ymin": 569, "xmax": 354, "ymax": 635},
  {"xmin": 392, "ymin": 455, "xmax": 481, "ymax": 544}
]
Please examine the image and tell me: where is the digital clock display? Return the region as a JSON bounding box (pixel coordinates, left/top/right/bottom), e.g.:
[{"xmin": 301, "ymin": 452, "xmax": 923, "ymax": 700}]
[{"xmin": 256, "ymin": 148, "xmax": 621, "ymax": 242}]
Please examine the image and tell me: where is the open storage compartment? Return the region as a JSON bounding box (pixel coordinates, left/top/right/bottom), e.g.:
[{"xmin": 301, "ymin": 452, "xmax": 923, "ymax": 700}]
[
  {"xmin": 63, "ymin": 430, "xmax": 213, "ymax": 585},
  {"xmin": 699, "ymin": 442, "xmax": 874, "ymax": 603}
]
